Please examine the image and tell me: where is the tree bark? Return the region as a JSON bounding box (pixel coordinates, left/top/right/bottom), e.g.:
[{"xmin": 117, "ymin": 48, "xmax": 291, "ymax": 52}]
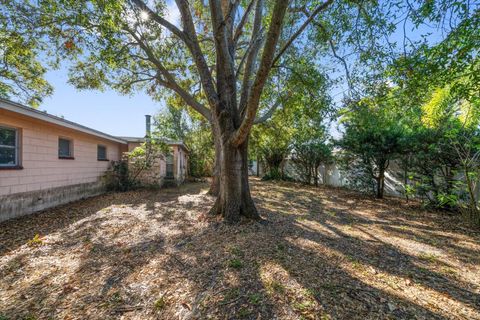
[
  {"xmin": 209, "ymin": 137, "xmax": 260, "ymax": 223},
  {"xmin": 376, "ymin": 171, "xmax": 385, "ymax": 199},
  {"xmin": 314, "ymin": 165, "xmax": 319, "ymax": 187},
  {"xmin": 208, "ymin": 124, "xmax": 222, "ymax": 196}
]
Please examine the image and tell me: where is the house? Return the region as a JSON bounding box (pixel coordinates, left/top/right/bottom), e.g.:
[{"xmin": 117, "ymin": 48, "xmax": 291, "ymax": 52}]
[
  {"xmin": 0, "ymin": 98, "xmax": 188, "ymax": 222},
  {"xmin": 120, "ymin": 136, "xmax": 189, "ymax": 187}
]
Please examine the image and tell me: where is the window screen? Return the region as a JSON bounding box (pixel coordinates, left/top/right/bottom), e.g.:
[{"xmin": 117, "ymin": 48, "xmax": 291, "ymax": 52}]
[
  {"xmin": 58, "ymin": 138, "xmax": 72, "ymax": 158},
  {"xmin": 0, "ymin": 126, "xmax": 18, "ymax": 166},
  {"xmin": 97, "ymin": 145, "xmax": 107, "ymax": 160}
]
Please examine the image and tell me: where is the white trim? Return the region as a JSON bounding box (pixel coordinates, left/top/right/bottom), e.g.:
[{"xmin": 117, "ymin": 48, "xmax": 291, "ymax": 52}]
[{"xmin": 0, "ymin": 98, "xmax": 127, "ymax": 144}]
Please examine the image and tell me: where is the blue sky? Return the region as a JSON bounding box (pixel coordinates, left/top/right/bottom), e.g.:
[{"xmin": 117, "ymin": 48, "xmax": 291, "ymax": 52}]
[
  {"xmin": 36, "ymin": 0, "xmax": 182, "ymax": 138},
  {"xmin": 40, "ymin": 68, "xmax": 164, "ymax": 137}
]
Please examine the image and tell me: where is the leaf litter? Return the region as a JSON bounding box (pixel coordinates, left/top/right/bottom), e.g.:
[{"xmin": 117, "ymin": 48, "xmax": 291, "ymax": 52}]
[{"xmin": 0, "ymin": 178, "xmax": 479, "ymax": 319}]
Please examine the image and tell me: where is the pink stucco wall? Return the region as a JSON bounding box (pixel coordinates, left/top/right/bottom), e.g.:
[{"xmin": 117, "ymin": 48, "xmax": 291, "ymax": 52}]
[{"xmin": 0, "ymin": 109, "xmax": 126, "ymax": 196}]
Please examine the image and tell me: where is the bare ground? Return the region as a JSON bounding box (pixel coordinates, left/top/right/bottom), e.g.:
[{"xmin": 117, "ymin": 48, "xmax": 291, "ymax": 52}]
[{"xmin": 0, "ymin": 178, "xmax": 479, "ymax": 320}]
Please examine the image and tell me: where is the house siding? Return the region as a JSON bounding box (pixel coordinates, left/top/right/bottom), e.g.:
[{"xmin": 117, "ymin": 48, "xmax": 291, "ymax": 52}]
[
  {"xmin": 0, "ymin": 109, "xmax": 125, "ymax": 196},
  {"xmin": 0, "ymin": 109, "xmax": 126, "ymax": 221}
]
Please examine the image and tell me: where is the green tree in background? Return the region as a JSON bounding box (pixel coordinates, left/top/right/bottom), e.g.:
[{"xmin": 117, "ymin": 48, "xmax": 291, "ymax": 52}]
[
  {"xmin": 153, "ymin": 104, "xmax": 214, "ymax": 178},
  {"xmin": 337, "ymin": 88, "xmax": 408, "ymax": 199},
  {"xmin": 0, "ymin": 2, "xmax": 52, "ymax": 106},
  {"xmin": 410, "ymin": 84, "xmax": 480, "ymax": 220},
  {"xmin": 291, "ymin": 137, "xmax": 332, "ymax": 187},
  {"xmin": 250, "ymin": 57, "xmax": 332, "ymax": 181},
  {"xmin": 251, "ymin": 109, "xmax": 294, "ymax": 180}
]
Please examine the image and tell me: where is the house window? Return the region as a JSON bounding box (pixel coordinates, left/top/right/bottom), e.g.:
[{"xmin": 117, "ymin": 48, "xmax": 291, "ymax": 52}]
[
  {"xmin": 97, "ymin": 145, "xmax": 107, "ymax": 160},
  {"xmin": 58, "ymin": 138, "xmax": 73, "ymax": 159},
  {"xmin": 166, "ymin": 153, "xmax": 174, "ymax": 178},
  {"xmin": 0, "ymin": 126, "xmax": 19, "ymax": 167}
]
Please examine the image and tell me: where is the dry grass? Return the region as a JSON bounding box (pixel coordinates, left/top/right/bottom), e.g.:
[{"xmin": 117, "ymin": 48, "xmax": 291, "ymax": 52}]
[{"xmin": 1, "ymin": 178, "xmax": 479, "ymax": 319}]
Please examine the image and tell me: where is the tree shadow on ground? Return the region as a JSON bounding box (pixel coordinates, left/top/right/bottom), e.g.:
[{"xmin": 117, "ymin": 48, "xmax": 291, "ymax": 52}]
[
  {"xmin": 1, "ymin": 179, "xmax": 479, "ymax": 319},
  {"xmin": 0, "ymin": 183, "xmax": 197, "ymax": 256}
]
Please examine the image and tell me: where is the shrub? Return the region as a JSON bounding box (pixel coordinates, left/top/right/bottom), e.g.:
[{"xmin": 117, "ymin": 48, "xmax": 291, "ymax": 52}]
[{"xmin": 104, "ymin": 160, "xmax": 133, "ymax": 192}]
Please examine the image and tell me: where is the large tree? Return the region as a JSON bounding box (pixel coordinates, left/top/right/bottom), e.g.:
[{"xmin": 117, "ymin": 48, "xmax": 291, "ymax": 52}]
[
  {"xmin": 27, "ymin": 0, "xmax": 339, "ymax": 222},
  {"xmin": 6, "ymin": 0, "xmax": 475, "ymax": 222}
]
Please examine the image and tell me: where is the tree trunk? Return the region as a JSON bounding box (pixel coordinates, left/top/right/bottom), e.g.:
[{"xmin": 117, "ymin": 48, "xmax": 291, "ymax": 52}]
[
  {"xmin": 256, "ymin": 153, "xmax": 260, "ymax": 177},
  {"xmin": 376, "ymin": 171, "xmax": 385, "ymax": 199},
  {"xmin": 306, "ymin": 166, "xmax": 312, "ymax": 185},
  {"xmin": 208, "ymin": 131, "xmax": 222, "ymax": 196},
  {"xmin": 209, "ymin": 137, "xmax": 260, "ymax": 223}
]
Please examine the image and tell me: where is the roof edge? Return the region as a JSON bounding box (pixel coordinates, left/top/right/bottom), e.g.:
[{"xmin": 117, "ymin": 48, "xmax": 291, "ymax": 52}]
[
  {"xmin": 0, "ymin": 98, "xmax": 128, "ymax": 144},
  {"xmin": 119, "ymin": 136, "xmax": 189, "ymax": 152}
]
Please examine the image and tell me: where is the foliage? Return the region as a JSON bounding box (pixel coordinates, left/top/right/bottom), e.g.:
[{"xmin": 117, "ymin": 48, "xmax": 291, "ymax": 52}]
[
  {"xmin": 0, "ymin": 2, "xmax": 53, "ymax": 106},
  {"xmin": 389, "ymin": 8, "xmax": 479, "ymax": 105},
  {"xmin": 336, "ymin": 88, "xmax": 408, "ymax": 198},
  {"xmin": 153, "ymin": 104, "xmax": 214, "ymax": 178},
  {"xmin": 454, "ymin": 130, "xmax": 480, "ymax": 226},
  {"xmin": 408, "ymin": 84, "xmax": 480, "ymax": 221},
  {"xmin": 153, "ymin": 104, "xmax": 189, "ymax": 141},
  {"xmin": 27, "ymin": 234, "xmax": 44, "ymax": 247},
  {"xmin": 250, "ymin": 58, "xmax": 332, "ymax": 181},
  {"xmin": 291, "ymin": 139, "xmax": 333, "ymax": 186},
  {"xmin": 104, "ymin": 139, "xmax": 168, "ymax": 191},
  {"xmin": 104, "ymin": 160, "xmax": 131, "ymax": 192},
  {"xmin": 128, "ymin": 139, "xmax": 169, "ymax": 182},
  {"xmin": 252, "ymin": 111, "xmax": 293, "ymax": 180}
]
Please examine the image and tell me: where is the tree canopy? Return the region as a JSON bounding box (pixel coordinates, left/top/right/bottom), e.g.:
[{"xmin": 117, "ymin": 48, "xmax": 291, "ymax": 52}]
[
  {"xmin": 0, "ymin": 2, "xmax": 52, "ymax": 106},
  {"xmin": 1, "ymin": 0, "xmax": 478, "ymax": 223}
]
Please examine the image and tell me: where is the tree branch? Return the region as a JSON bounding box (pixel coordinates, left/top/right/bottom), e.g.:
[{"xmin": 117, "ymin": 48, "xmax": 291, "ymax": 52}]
[
  {"xmin": 130, "ymin": 0, "xmax": 186, "ymax": 41},
  {"xmin": 130, "ymin": 0, "xmax": 218, "ymax": 112},
  {"xmin": 126, "ymin": 27, "xmax": 211, "ymax": 121},
  {"xmin": 210, "ymin": 0, "xmax": 236, "ymax": 103},
  {"xmin": 231, "ymin": 0, "xmax": 289, "ymax": 146},
  {"xmin": 233, "ymin": 0, "xmax": 256, "ymax": 45},
  {"xmin": 238, "ymin": 0, "xmax": 264, "ymax": 116},
  {"xmin": 310, "ymin": 19, "xmax": 353, "ymax": 91},
  {"xmin": 271, "ymin": 0, "xmax": 334, "ymax": 67},
  {"xmin": 253, "ymin": 92, "xmax": 291, "ymax": 124},
  {"xmin": 175, "ymin": 0, "xmax": 219, "ymax": 110}
]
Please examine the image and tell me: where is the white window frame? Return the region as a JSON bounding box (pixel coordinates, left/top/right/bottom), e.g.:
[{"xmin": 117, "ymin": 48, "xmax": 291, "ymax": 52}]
[{"xmin": 0, "ymin": 125, "xmax": 19, "ymax": 167}]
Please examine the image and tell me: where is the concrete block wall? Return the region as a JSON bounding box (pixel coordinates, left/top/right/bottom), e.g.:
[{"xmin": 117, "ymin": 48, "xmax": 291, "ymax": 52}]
[{"xmin": 0, "ymin": 181, "xmax": 105, "ymax": 222}]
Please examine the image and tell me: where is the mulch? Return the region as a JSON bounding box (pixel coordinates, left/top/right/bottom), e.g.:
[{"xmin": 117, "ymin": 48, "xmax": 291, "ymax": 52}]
[{"xmin": 1, "ymin": 178, "xmax": 479, "ymax": 319}]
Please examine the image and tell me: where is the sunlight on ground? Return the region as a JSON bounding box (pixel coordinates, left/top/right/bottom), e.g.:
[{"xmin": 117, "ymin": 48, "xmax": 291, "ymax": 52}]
[
  {"xmin": 260, "ymin": 261, "xmax": 325, "ymax": 319},
  {"xmin": 1, "ymin": 180, "xmax": 479, "ymax": 319}
]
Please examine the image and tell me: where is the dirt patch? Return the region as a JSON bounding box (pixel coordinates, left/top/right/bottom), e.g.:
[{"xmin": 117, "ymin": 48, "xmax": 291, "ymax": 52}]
[{"xmin": 1, "ymin": 179, "xmax": 479, "ymax": 319}]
